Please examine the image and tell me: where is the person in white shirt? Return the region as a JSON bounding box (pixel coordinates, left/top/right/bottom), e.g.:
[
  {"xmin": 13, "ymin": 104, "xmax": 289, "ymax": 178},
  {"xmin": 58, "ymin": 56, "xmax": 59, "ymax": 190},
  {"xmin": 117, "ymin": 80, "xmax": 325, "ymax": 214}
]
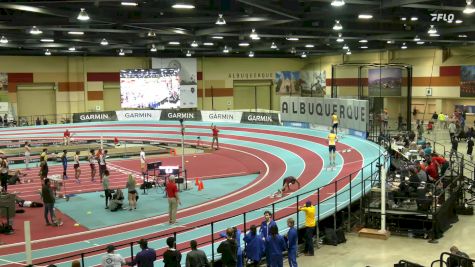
[
  {"xmin": 101, "ymin": 245, "xmax": 125, "ymax": 267},
  {"xmin": 24, "ymin": 142, "xmax": 31, "ymax": 169},
  {"xmin": 140, "ymin": 147, "xmax": 146, "ymax": 176},
  {"xmin": 73, "ymin": 151, "xmax": 81, "ymax": 183}
]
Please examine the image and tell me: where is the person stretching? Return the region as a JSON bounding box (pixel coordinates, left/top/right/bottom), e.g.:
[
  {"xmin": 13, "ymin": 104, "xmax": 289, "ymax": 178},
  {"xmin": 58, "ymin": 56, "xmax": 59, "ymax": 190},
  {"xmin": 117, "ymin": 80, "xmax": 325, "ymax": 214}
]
[{"xmin": 281, "ymin": 176, "xmax": 301, "ymax": 193}]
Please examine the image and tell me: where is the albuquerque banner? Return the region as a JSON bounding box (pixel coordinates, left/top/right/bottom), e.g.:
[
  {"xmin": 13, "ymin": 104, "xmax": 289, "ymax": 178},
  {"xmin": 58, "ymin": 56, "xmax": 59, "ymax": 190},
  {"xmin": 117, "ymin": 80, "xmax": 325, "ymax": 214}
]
[{"xmin": 280, "ymin": 97, "xmax": 368, "ymax": 132}]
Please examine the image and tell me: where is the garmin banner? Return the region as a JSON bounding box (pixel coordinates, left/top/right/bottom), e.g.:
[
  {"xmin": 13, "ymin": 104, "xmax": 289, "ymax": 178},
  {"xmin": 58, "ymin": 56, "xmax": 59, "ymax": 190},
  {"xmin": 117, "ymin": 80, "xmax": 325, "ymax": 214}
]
[
  {"xmin": 241, "ymin": 112, "xmax": 280, "ymax": 125},
  {"xmin": 280, "ymin": 96, "xmax": 368, "ymax": 132},
  {"xmin": 201, "ymin": 111, "xmax": 242, "ymax": 123},
  {"xmin": 116, "ymin": 110, "xmax": 162, "ymax": 121},
  {"xmin": 73, "ymin": 111, "xmax": 118, "ymax": 123},
  {"xmin": 160, "ymin": 109, "xmax": 202, "ymax": 121}
]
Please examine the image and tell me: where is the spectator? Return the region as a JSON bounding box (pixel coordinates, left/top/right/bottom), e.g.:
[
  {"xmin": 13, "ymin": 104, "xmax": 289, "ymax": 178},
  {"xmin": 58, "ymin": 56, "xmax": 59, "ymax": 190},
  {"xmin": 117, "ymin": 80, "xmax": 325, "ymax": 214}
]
[
  {"xmin": 185, "ymin": 240, "xmax": 210, "ymax": 267},
  {"xmin": 35, "ymin": 117, "xmax": 41, "ymax": 126},
  {"xmin": 101, "ymin": 244, "xmax": 125, "ymax": 267},
  {"xmin": 449, "ymin": 121, "xmax": 457, "ymax": 140},
  {"xmin": 43, "ymin": 118, "xmax": 48, "ymax": 125},
  {"xmin": 243, "ymin": 225, "xmax": 264, "ymax": 267},
  {"xmin": 61, "ymin": 150, "xmax": 68, "ymax": 180},
  {"xmin": 424, "ymin": 143, "xmax": 432, "ymax": 156},
  {"xmin": 448, "ymin": 246, "xmax": 473, "ymax": 267},
  {"xmin": 426, "ymin": 162, "xmax": 439, "ymax": 181},
  {"xmin": 0, "ymin": 156, "xmax": 9, "ymax": 192},
  {"xmin": 265, "ymin": 225, "xmax": 286, "ymax": 267},
  {"xmin": 163, "ymin": 237, "xmax": 181, "ymax": 267},
  {"xmin": 438, "ymin": 112, "xmax": 445, "ymax": 128},
  {"xmin": 432, "ymin": 111, "xmax": 438, "ymax": 123},
  {"xmin": 450, "ymin": 138, "xmax": 459, "ymax": 162},
  {"xmin": 220, "ymin": 227, "xmax": 242, "ymax": 267},
  {"xmin": 285, "ymin": 218, "xmax": 298, "ymax": 267},
  {"xmin": 166, "ymin": 175, "xmax": 181, "ymax": 224},
  {"xmin": 126, "ymin": 174, "xmax": 137, "ymax": 210},
  {"xmin": 127, "ymin": 239, "xmax": 156, "ymax": 267},
  {"xmin": 42, "ymin": 178, "xmax": 57, "ymax": 226},
  {"xmin": 217, "ymin": 228, "xmax": 237, "ymax": 267},
  {"xmin": 432, "ymin": 155, "xmax": 449, "ymax": 177},
  {"xmin": 71, "ymin": 260, "xmax": 81, "ymax": 267},
  {"xmin": 299, "ymin": 200, "xmax": 316, "ymax": 256},
  {"xmin": 260, "ymin": 210, "xmax": 277, "ymax": 266},
  {"xmin": 469, "ymin": 137, "xmax": 474, "ymax": 161}
]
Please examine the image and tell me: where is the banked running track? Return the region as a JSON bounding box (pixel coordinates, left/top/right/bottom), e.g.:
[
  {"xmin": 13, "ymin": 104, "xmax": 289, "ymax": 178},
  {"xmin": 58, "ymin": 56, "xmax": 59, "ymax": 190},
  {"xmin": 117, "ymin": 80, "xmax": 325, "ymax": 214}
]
[{"xmin": 0, "ymin": 121, "xmax": 384, "ymax": 267}]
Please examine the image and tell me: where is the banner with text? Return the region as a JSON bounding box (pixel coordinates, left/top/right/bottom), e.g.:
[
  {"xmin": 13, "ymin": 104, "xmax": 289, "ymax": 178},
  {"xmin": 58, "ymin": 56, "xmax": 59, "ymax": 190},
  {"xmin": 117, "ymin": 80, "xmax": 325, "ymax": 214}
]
[
  {"xmin": 159, "ymin": 109, "xmax": 202, "ymax": 121},
  {"xmin": 73, "ymin": 111, "xmax": 118, "ymax": 123},
  {"xmin": 116, "ymin": 110, "xmax": 162, "ymax": 121},
  {"xmin": 280, "ymin": 97, "xmax": 368, "ymax": 132},
  {"xmin": 241, "ymin": 112, "xmax": 280, "ymax": 125},
  {"xmin": 201, "ymin": 111, "xmax": 243, "ymax": 123}
]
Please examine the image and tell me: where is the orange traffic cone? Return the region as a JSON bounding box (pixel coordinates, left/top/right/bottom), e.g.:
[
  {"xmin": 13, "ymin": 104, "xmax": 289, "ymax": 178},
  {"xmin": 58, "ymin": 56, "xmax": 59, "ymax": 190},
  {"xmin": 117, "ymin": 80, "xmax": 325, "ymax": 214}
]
[
  {"xmin": 198, "ymin": 180, "xmax": 204, "ymax": 191},
  {"xmin": 195, "ymin": 177, "xmax": 199, "ymax": 186}
]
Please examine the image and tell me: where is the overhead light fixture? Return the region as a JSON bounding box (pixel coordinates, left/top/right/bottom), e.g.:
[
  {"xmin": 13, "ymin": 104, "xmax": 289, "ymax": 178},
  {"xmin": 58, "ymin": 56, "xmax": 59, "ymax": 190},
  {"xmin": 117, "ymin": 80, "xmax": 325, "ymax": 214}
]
[
  {"xmin": 45, "ymin": 49, "xmax": 51, "ymax": 56},
  {"xmin": 271, "ymin": 42, "xmax": 277, "ymax": 49},
  {"xmin": 215, "ymin": 14, "xmax": 226, "ymax": 25},
  {"xmin": 401, "ymin": 17, "xmax": 407, "ymax": 21},
  {"xmin": 100, "ymin": 38, "xmax": 108, "ymax": 45},
  {"xmin": 77, "ymin": 8, "xmax": 90, "ymax": 21},
  {"xmin": 211, "ymin": 36, "xmax": 223, "ymax": 39},
  {"xmin": 191, "ymin": 40, "xmax": 199, "ymax": 47},
  {"xmin": 41, "ymin": 38, "xmax": 54, "ymax": 43},
  {"xmin": 336, "ymin": 33, "xmax": 344, "ymax": 43},
  {"xmin": 172, "ymin": 2, "xmax": 195, "ymax": 9},
  {"xmin": 249, "ymin": 51, "xmax": 254, "ymax": 57},
  {"xmin": 150, "ymin": 44, "xmax": 157, "ymax": 52},
  {"xmin": 186, "ymin": 50, "xmax": 192, "ymax": 57},
  {"xmin": 121, "ymin": 1, "xmax": 138, "ymax": 6},
  {"xmin": 68, "ymin": 31, "xmax": 84, "ymax": 35},
  {"xmin": 305, "ymin": 44, "xmax": 314, "ymax": 48},
  {"xmin": 286, "ymin": 37, "xmax": 299, "ymax": 41},
  {"xmin": 456, "ymin": 19, "xmax": 463, "ymax": 24},
  {"xmin": 147, "ymin": 31, "xmax": 156, "ymax": 37},
  {"xmin": 416, "ymin": 41, "xmax": 425, "ymax": 45},
  {"xmin": 223, "ymin": 46, "xmax": 229, "ymax": 53},
  {"xmin": 250, "ymin": 29, "xmax": 259, "ymax": 40},
  {"xmin": 68, "ymin": 46, "xmax": 76, "ymax": 51},
  {"xmin": 387, "ymin": 40, "xmax": 395, "ymax": 44},
  {"xmin": 301, "ymin": 52, "xmax": 307, "ymax": 58},
  {"xmin": 430, "ymin": 33, "xmax": 440, "ymax": 37},
  {"xmin": 413, "ymin": 35, "xmax": 420, "ymax": 41},
  {"xmin": 401, "ymin": 43, "xmax": 407, "ymax": 49},
  {"xmin": 463, "ymin": 0, "xmax": 475, "ymax": 14},
  {"xmin": 358, "ymin": 14, "xmax": 373, "ymax": 19},
  {"xmin": 427, "ymin": 25, "xmax": 437, "ymax": 34},
  {"xmin": 174, "ymin": 29, "xmax": 186, "ymax": 34},
  {"xmin": 333, "ymin": 20, "xmax": 343, "ymax": 31},
  {"xmin": 0, "ymin": 36, "xmax": 8, "ymax": 44},
  {"xmin": 203, "ymin": 42, "xmax": 214, "ymax": 46},
  {"xmin": 30, "ymin": 26, "xmax": 42, "ymax": 35},
  {"xmin": 119, "ymin": 49, "xmax": 125, "ymax": 56},
  {"xmin": 346, "ymin": 50, "xmax": 352, "ymax": 55},
  {"xmin": 168, "ymin": 41, "xmax": 180, "ymax": 45},
  {"xmin": 290, "ymin": 47, "xmax": 296, "ymax": 54},
  {"xmin": 331, "ymin": 0, "xmax": 345, "ymax": 7},
  {"xmin": 359, "ymin": 39, "xmax": 368, "ymax": 43},
  {"xmin": 360, "ymin": 46, "xmax": 368, "ymax": 49},
  {"xmin": 342, "ymin": 44, "xmax": 349, "ymax": 50},
  {"xmin": 410, "ymin": 17, "xmax": 418, "ymax": 21},
  {"xmin": 459, "ymin": 34, "xmax": 468, "ymax": 38},
  {"xmin": 239, "ymin": 42, "xmax": 250, "ymax": 47}
]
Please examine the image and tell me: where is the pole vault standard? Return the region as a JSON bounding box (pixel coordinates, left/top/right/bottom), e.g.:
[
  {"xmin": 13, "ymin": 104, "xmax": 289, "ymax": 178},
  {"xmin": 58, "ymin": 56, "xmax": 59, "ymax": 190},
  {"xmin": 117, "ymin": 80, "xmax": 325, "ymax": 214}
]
[{"xmin": 179, "ymin": 119, "xmax": 187, "ymax": 190}]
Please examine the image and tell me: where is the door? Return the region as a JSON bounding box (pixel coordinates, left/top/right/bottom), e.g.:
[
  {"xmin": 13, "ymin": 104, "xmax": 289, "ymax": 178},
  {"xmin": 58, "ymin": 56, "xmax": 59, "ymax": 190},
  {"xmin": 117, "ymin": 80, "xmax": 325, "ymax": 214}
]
[{"xmin": 233, "ymin": 80, "xmax": 272, "ymax": 111}]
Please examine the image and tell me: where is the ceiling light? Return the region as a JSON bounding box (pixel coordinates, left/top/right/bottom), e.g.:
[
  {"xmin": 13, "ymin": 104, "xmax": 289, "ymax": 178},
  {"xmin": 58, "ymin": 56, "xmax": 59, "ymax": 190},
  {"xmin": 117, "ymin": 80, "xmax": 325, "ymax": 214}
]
[
  {"xmin": 413, "ymin": 35, "xmax": 420, "ymax": 41},
  {"xmin": 416, "ymin": 41, "xmax": 425, "ymax": 45},
  {"xmin": 290, "ymin": 47, "xmax": 296, "ymax": 54},
  {"xmin": 215, "ymin": 14, "xmax": 226, "ymax": 25},
  {"xmin": 0, "ymin": 36, "xmax": 8, "ymax": 44},
  {"xmin": 100, "ymin": 38, "xmax": 108, "ymax": 45},
  {"xmin": 211, "ymin": 36, "xmax": 223, "ymax": 39},
  {"xmin": 150, "ymin": 44, "xmax": 157, "ymax": 52},
  {"xmin": 249, "ymin": 51, "xmax": 255, "ymax": 57},
  {"xmin": 427, "ymin": 25, "xmax": 437, "ymax": 34},
  {"xmin": 191, "ymin": 40, "xmax": 199, "ymax": 47},
  {"xmin": 147, "ymin": 31, "xmax": 156, "ymax": 37},
  {"xmin": 174, "ymin": 29, "xmax": 186, "ymax": 34},
  {"xmin": 359, "ymin": 39, "xmax": 368, "ymax": 43},
  {"xmin": 331, "ymin": 0, "xmax": 345, "ymax": 7},
  {"xmin": 68, "ymin": 31, "xmax": 84, "ymax": 35},
  {"xmin": 429, "ymin": 33, "xmax": 440, "ymax": 37},
  {"xmin": 305, "ymin": 44, "xmax": 314, "ymax": 48},
  {"xmin": 463, "ymin": 0, "xmax": 475, "ymax": 14},
  {"xmin": 203, "ymin": 42, "xmax": 214, "ymax": 46},
  {"xmin": 346, "ymin": 50, "xmax": 352, "ymax": 55},
  {"xmin": 250, "ymin": 29, "xmax": 259, "ymax": 40},
  {"xmin": 77, "ymin": 8, "xmax": 90, "ymax": 21},
  {"xmin": 387, "ymin": 40, "xmax": 395, "ymax": 44},
  {"xmin": 223, "ymin": 46, "xmax": 229, "ymax": 53},
  {"xmin": 411, "ymin": 17, "xmax": 418, "ymax": 21},
  {"xmin": 168, "ymin": 41, "xmax": 180, "ymax": 45},
  {"xmin": 45, "ymin": 49, "xmax": 51, "ymax": 56},
  {"xmin": 342, "ymin": 44, "xmax": 349, "ymax": 50},
  {"xmin": 401, "ymin": 43, "xmax": 407, "ymax": 49},
  {"xmin": 119, "ymin": 49, "xmax": 125, "ymax": 56},
  {"xmin": 172, "ymin": 3, "xmax": 195, "ymax": 9},
  {"xmin": 68, "ymin": 47, "xmax": 76, "ymax": 51},
  {"xmin": 186, "ymin": 50, "xmax": 192, "ymax": 57},
  {"xmin": 358, "ymin": 14, "xmax": 373, "ymax": 19},
  {"xmin": 301, "ymin": 52, "xmax": 307, "ymax": 58},
  {"xmin": 41, "ymin": 38, "xmax": 54, "ymax": 43},
  {"xmin": 121, "ymin": 1, "xmax": 138, "ymax": 6},
  {"xmin": 360, "ymin": 46, "xmax": 368, "ymax": 49},
  {"xmin": 333, "ymin": 20, "xmax": 343, "ymax": 31},
  {"xmin": 459, "ymin": 34, "xmax": 468, "ymax": 38},
  {"xmin": 456, "ymin": 19, "xmax": 463, "ymax": 24},
  {"xmin": 30, "ymin": 26, "xmax": 42, "ymax": 35},
  {"xmin": 336, "ymin": 33, "xmax": 344, "ymax": 43},
  {"xmin": 401, "ymin": 17, "xmax": 407, "ymax": 21},
  {"xmin": 271, "ymin": 42, "xmax": 277, "ymax": 49},
  {"xmin": 239, "ymin": 42, "xmax": 250, "ymax": 47},
  {"xmin": 286, "ymin": 37, "xmax": 299, "ymax": 41}
]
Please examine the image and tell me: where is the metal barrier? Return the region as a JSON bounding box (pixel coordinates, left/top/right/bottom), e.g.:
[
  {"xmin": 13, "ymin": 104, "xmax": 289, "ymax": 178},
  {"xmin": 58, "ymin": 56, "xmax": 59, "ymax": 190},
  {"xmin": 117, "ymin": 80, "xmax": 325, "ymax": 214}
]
[{"xmin": 433, "ymin": 252, "xmax": 475, "ymax": 267}]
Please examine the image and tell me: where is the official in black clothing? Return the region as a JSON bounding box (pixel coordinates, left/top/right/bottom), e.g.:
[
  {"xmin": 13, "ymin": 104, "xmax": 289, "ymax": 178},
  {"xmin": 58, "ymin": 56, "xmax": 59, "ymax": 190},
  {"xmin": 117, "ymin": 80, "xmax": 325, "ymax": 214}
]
[
  {"xmin": 217, "ymin": 228, "xmax": 237, "ymax": 267},
  {"xmin": 163, "ymin": 237, "xmax": 181, "ymax": 267}
]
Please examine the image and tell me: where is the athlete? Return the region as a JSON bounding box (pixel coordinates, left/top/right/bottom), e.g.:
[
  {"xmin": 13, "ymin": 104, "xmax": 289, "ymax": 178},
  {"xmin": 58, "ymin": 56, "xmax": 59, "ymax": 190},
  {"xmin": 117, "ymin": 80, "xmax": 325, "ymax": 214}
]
[
  {"xmin": 73, "ymin": 150, "xmax": 81, "ymax": 183},
  {"xmin": 211, "ymin": 124, "xmax": 219, "ymax": 150},
  {"xmin": 331, "ymin": 112, "xmax": 339, "ymax": 134},
  {"xmin": 328, "ymin": 130, "xmax": 338, "ymax": 166},
  {"xmin": 140, "ymin": 147, "xmax": 146, "ymax": 176},
  {"xmin": 88, "ymin": 149, "xmax": 96, "ymax": 182},
  {"xmin": 61, "ymin": 150, "xmax": 68, "ymax": 180},
  {"xmin": 281, "ymin": 176, "xmax": 301, "ymax": 193}
]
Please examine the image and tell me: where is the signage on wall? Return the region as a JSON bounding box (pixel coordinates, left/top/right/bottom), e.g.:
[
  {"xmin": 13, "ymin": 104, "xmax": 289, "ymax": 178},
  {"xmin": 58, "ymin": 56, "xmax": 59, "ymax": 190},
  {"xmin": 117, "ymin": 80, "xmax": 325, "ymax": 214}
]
[
  {"xmin": 201, "ymin": 111, "xmax": 242, "ymax": 123},
  {"xmin": 240, "ymin": 112, "xmax": 280, "ymax": 125},
  {"xmin": 159, "ymin": 109, "xmax": 202, "ymax": 121},
  {"xmin": 430, "ymin": 13, "xmax": 455, "ymax": 23},
  {"xmin": 116, "ymin": 110, "xmax": 162, "ymax": 121},
  {"xmin": 228, "ymin": 72, "xmax": 273, "ymax": 80},
  {"xmin": 73, "ymin": 111, "xmax": 118, "ymax": 123}
]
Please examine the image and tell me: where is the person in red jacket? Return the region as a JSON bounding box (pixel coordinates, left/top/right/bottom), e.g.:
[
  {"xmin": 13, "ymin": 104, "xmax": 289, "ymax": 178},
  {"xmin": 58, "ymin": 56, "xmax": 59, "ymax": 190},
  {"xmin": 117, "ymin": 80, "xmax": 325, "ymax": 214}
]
[
  {"xmin": 425, "ymin": 162, "xmax": 439, "ymax": 181},
  {"xmin": 211, "ymin": 124, "xmax": 219, "ymax": 150},
  {"xmin": 431, "ymin": 155, "xmax": 449, "ymax": 177},
  {"xmin": 63, "ymin": 129, "xmax": 71, "ymax": 146}
]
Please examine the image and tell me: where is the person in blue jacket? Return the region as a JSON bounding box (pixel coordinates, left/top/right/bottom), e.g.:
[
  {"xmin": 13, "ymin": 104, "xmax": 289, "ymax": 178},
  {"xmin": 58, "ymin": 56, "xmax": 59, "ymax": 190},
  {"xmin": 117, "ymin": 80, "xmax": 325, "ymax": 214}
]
[
  {"xmin": 243, "ymin": 225, "xmax": 265, "ymax": 266},
  {"xmin": 61, "ymin": 150, "xmax": 68, "ymax": 180},
  {"xmin": 260, "ymin": 210, "xmax": 277, "ymax": 267},
  {"xmin": 265, "ymin": 225, "xmax": 286, "ymax": 267},
  {"xmin": 220, "ymin": 227, "xmax": 243, "ymax": 267},
  {"xmin": 285, "ymin": 218, "xmax": 298, "ymax": 267}
]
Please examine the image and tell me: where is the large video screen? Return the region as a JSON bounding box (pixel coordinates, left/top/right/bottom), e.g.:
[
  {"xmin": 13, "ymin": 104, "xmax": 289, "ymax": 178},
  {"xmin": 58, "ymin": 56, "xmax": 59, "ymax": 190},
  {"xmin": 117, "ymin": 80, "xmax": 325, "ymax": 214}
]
[{"xmin": 120, "ymin": 69, "xmax": 181, "ymax": 109}]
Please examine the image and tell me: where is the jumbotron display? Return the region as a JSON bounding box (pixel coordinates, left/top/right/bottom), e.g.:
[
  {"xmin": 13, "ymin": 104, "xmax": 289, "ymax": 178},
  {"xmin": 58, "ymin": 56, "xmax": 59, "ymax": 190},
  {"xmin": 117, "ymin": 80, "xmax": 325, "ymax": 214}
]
[{"xmin": 120, "ymin": 69, "xmax": 181, "ymax": 109}]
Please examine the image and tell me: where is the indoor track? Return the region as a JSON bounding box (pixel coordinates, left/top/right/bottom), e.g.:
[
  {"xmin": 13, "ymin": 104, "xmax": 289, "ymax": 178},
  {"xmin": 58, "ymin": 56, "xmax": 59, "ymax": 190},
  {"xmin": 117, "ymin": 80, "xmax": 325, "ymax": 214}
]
[{"xmin": 0, "ymin": 121, "xmax": 384, "ymax": 267}]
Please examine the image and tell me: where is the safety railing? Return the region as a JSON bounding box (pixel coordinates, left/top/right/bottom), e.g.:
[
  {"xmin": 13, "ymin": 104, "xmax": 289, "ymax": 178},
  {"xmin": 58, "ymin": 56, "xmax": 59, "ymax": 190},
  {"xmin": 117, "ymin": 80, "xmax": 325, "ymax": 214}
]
[
  {"xmin": 432, "ymin": 252, "xmax": 475, "ymax": 267},
  {"xmin": 32, "ymin": 149, "xmax": 387, "ymax": 266},
  {"xmin": 397, "ymin": 259, "xmax": 424, "ymax": 267}
]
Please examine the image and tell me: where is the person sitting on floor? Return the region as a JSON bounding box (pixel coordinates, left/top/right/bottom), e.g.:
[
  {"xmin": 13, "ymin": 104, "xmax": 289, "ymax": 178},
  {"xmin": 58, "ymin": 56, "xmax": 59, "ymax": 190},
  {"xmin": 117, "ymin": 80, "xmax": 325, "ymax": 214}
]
[
  {"xmin": 109, "ymin": 188, "xmax": 124, "ymax": 212},
  {"xmin": 448, "ymin": 245, "xmax": 473, "ymax": 267},
  {"xmin": 7, "ymin": 170, "xmax": 28, "ymax": 185}
]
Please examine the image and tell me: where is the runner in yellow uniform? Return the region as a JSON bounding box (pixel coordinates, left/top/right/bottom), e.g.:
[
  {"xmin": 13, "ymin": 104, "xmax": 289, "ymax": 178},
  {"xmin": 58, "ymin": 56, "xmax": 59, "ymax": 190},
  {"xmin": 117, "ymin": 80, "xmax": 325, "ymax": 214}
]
[
  {"xmin": 331, "ymin": 112, "xmax": 339, "ymax": 134},
  {"xmin": 328, "ymin": 130, "xmax": 338, "ymax": 166}
]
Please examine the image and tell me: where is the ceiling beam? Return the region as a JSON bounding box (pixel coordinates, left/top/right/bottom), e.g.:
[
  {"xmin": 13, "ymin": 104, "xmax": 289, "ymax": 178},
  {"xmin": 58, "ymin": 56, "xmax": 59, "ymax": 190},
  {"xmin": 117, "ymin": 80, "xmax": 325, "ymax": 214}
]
[
  {"xmin": 237, "ymin": 0, "xmax": 301, "ymax": 20},
  {"xmin": 381, "ymin": 0, "xmax": 432, "ymax": 8}
]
